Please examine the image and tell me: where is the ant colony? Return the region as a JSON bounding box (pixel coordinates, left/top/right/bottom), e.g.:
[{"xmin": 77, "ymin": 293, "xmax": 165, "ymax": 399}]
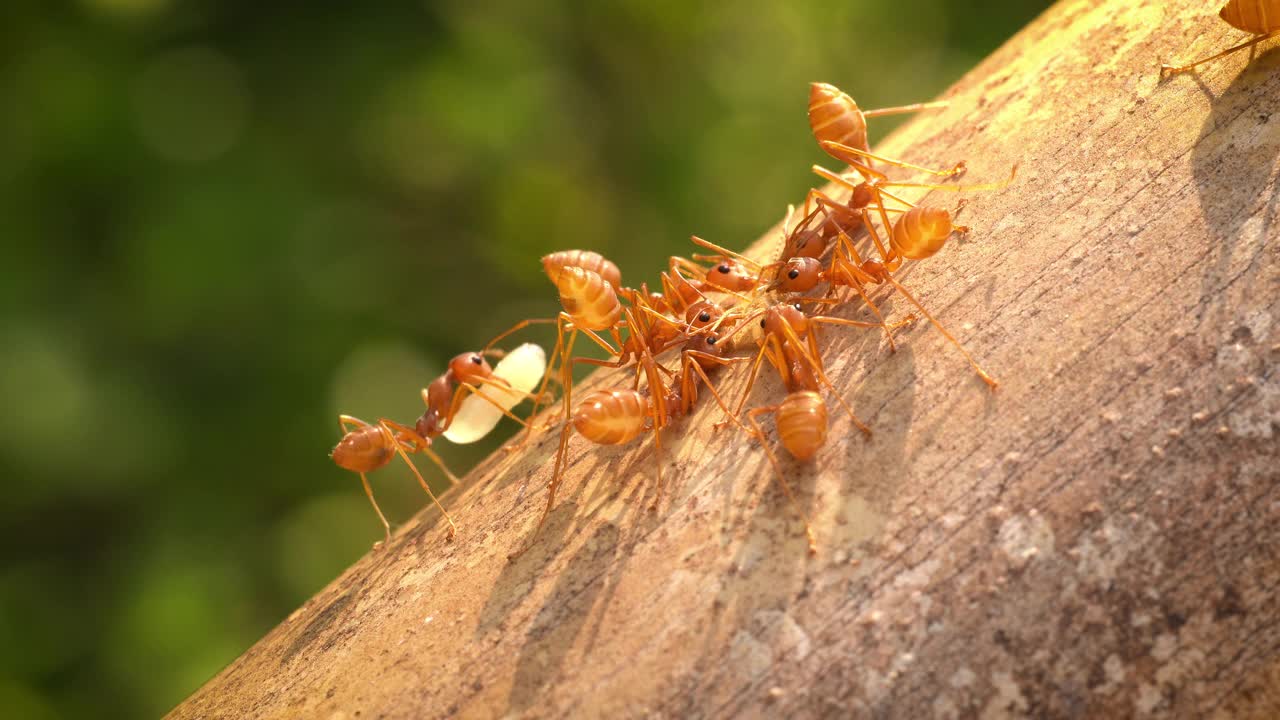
[{"xmin": 331, "ymin": 82, "xmax": 1015, "ymax": 556}]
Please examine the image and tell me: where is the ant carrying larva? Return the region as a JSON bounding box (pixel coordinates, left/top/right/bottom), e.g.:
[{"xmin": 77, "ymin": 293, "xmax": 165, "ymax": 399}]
[{"xmin": 331, "ymin": 324, "xmax": 549, "ymax": 545}]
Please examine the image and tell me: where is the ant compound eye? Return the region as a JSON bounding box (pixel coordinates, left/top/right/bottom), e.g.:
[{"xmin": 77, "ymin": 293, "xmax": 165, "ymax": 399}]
[
  {"xmin": 717, "ymin": 264, "xmax": 731, "ymax": 274},
  {"xmin": 759, "ymin": 319, "xmax": 766, "ymax": 328},
  {"xmin": 471, "ymin": 355, "xmax": 483, "ymax": 364},
  {"xmin": 699, "ymin": 311, "xmax": 711, "ymax": 322},
  {"xmin": 793, "ymin": 303, "xmax": 803, "ymax": 312},
  {"xmin": 788, "ymin": 269, "xmax": 800, "ymax": 279},
  {"xmin": 706, "ymin": 336, "xmax": 718, "ymax": 345}
]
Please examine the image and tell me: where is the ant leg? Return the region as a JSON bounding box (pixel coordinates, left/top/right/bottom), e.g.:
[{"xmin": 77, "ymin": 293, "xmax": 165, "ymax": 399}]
[
  {"xmin": 559, "ymin": 327, "xmax": 580, "ymax": 427},
  {"xmin": 548, "ymin": 319, "xmax": 626, "ymax": 427},
  {"xmin": 1160, "ymin": 30, "xmax": 1280, "ymax": 76},
  {"xmin": 856, "ymin": 215, "xmax": 987, "ymax": 385},
  {"xmin": 709, "ymin": 306, "xmax": 766, "ymax": 349},
  {"xmin": 543, "ymin": 420, "xmax": 576, "ymax": 521},
  {"xmin": 637, "ymin": 352, "xmax": 669, "ymax": 433},
  {"xmin": 360, "ymin": 472, "xmax": 392, "ymax": 547},
  {"xmin": 481, "ymin": 317, "xmax": 559, "ymax": 353},
  {"xmin": 378, "ymin": 420, "xmax": 458, "ymax": 539},
  {"xmin": 820, "ymin": 140, "xmax": 966, "ymax": 178},
  {"xmin": 746, "ymin": 407, "xmax": 818, "ymax": 554},
  {"xmin": 862, "ymin": 207, "xmax": 903, "ymax": 272},
  {"xmin": 775, "ymin": 321, "xmax": 872, "ymax": 436},
  {"xmin": 509, "ymin": 421, "xmax": 576, "ymax": 561},
  {"xmin": 659, "ymin": 271, "xmax": 695, "ymax": 313},
  {"xmin": 809, "ymin": 308, "xmax": 918, "ymax": 353},
  {"xmin": 801, "ymin": 190, "xmax": 870, "ymax": 250},
  {"xmin": 634, "ymin": 302, "xmax": 685, "ymax": 338},
  {"xmin": 813, "ymin": 164, "xmax": 879, "ymax": 193},
  {"xmin": 670, "ymin": 255, "xmax": 709, "ymax": 279},
  {"xmin": 877, "ymin": 165, "xmax": 1018, "ymax": 196},
  {"xmin": 682, "ymin": 351, "xmax": 752, "ymax": 432},
  {"xmin": 829, "ymin": 245, "xmax": 899, "ymax": 351},
  {"xmin": 880, "ymin": 273, "xmax": 999, "ymax": 390},
  {"xmin": 728, "ymin": 335, "xmax": 776, "ymax": 421},
  {"xmin": 813, "ymin": 158, "xmax": 889, "ymax": 191},
  {"xmin": 544, "ymin": 315, "xmax": 624, "ymax": 427},
  {"xmin": 648, "ymin": 393, "xmax": 665, "ymax": 512},
  {"xmin": 339, "ymin": 414, "xmax": 369, "ymax": 434},
  {"xmin": 516, "ymin": 314, "xmax": 571, "ymax": 444},
  {"xmin": 689, "ymin": 236, "xmax": 762, "ymax": 271},
  {"xmin": 861, "ymin": 99, "xmax": 948, "ymax": 118},
  {"xmin": 804, "ymin": 187, "xmax": 851, "ymax": 220},
  {"xmin": 576, "ymin": 326, "xmax": 622, "ymax": 357},
  {"xmin": 780, "ymin": 203, "xmax": 798, "ymax": 258},
  {"xmin": 339, "ymin": 415, "xmax": 392, "ymax": 544},
  {"xmin": 808, "ymin": 315, "xmax": 891, "ymax": 331},
  {"xmin": 574, "ymin": 356, "xmax": 632, "ymax": 370},
  {"xmin": 728, "ymin": 332, "xmax": 790, "ymax": 426},
  {"xmin": 453, "ymin": 381, "xmax": 541, "ymax": 428}
]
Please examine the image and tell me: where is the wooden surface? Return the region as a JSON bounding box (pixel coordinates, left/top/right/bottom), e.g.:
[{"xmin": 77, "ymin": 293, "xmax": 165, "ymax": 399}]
[{"xmin": 171, "ymin": 1, "xmax": 1280, "ymax": 717}]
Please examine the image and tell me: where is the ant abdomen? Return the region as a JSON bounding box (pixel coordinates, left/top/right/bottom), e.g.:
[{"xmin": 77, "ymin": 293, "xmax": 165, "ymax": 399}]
[
  {"xmin": 809, "ymin": 82, "xmax": 869, "ymax": 157},
  {"xmin": 1221, "ymin": 1, "xmax": 1274, "ymax": 33},
  {"xmin": 573, "ymin": 389, "xmax": 647, "ymax": 445},
  {"xmin": 891, "ymin": 206, "xmax": 957, "ymax": 260},
  {"xmin": 331, "ymin": 426, "xmax": 393, "ymax": 473},
  {"xmin": 776, "ymin": 390, "xmax": 828, "ymax": 461},
  {"xmin": 556, "ymin": 266, "xmax": 622, "ymax": 330},
  {"xmin": 542, "ymin": 250, "xmax": 622, "ymax": 290}
]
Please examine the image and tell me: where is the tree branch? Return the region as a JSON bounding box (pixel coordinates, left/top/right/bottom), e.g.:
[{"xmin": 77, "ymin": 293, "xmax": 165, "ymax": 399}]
[{"xmin": 171, "ymin": 1, "xmax": 1280, "ymax": 717}]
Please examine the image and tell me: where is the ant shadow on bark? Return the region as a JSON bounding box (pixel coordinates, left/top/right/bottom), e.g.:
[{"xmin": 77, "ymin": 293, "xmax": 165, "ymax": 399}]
[
  {"xmin": 655, "ymin": 299, "xmax": 915, "ymax": 711},
  {"xmin": 506, "ymin": 521, "xmax": 621, "ymax": 716},
  {"xmin": 475, "ymin": 410, "xmax": 673, "ymax": 642},
  {"xmin": 473, "ymin": 445, "xmax": 607, "ymax": 639},
  {"xmin": 1190, "ymin": 46, "xmax": 1280, "ymax": 334},
  {"xmin": 843, "ymin": 341, "xmax": 915, "ymax": 527}
]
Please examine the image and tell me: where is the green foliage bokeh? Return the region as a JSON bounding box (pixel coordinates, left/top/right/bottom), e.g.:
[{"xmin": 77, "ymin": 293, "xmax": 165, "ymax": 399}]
[{"xmin": 0, "ymin": 0, "xmax": 1050, "ymax": 716}]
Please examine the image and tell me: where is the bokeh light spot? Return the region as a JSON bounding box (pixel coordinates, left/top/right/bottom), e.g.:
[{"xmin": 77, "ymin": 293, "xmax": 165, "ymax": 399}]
[{"xmin": 131, "ymin": 47, "xmax": 249, "ymax": 164}]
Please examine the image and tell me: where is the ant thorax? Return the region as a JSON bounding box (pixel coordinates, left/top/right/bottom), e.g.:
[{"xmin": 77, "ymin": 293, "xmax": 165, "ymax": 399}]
[{"xmin": 417, "ymin": 375, "xmax": 454, "ymax": 437}]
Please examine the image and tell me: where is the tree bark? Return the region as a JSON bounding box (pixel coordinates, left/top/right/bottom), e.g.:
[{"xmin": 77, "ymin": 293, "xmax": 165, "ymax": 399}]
[{"xmin": 170, "ymin": 1, "xmax": 1280, "ymax": 717}]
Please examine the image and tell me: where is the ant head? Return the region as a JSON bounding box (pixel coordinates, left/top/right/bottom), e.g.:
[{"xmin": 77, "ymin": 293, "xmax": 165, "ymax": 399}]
[
  {"xmin": 704, "ymin": 260, "xmax": 757, "ymax": 293},
  {"xmin": 688, "ymin": 331, "xmax": 727, "ymax": 360},
  {"xmin": 768, "ymin": 257, "xmax": 822, "ymax": 293},
  {"xmin": 684, "ymin": 300, "xmax": 722, "ymax": 330},
  {"xmin": 449, "ymin": 352, "xmax": 492, "ymax": 383},
  {"xmin": 763, "ymin": 303, "xmax": 809, "ymax": 338}
]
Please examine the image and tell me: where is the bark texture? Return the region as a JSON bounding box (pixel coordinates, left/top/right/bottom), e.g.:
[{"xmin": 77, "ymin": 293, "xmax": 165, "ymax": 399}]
[{"xmin": 171, "ymin": 1, "xmax": 1280, "ymax": 717}]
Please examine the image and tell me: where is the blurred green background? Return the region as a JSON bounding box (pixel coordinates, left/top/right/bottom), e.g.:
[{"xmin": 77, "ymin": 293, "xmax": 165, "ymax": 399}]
[{"xmin": 0, "ymin": 0, "xmax": 1051, "ymax": 716}]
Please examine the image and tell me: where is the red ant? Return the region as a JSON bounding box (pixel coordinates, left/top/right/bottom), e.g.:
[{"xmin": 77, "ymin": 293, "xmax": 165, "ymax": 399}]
[{"xmin": 330, "ymin": 323, "xmax": 548, "ymax": 544}]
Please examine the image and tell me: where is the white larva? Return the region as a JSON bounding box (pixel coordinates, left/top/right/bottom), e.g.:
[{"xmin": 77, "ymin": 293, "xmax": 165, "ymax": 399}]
[{"xmin": 443, "ymin": 343, "xmax": 546, "ymax": 444}]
